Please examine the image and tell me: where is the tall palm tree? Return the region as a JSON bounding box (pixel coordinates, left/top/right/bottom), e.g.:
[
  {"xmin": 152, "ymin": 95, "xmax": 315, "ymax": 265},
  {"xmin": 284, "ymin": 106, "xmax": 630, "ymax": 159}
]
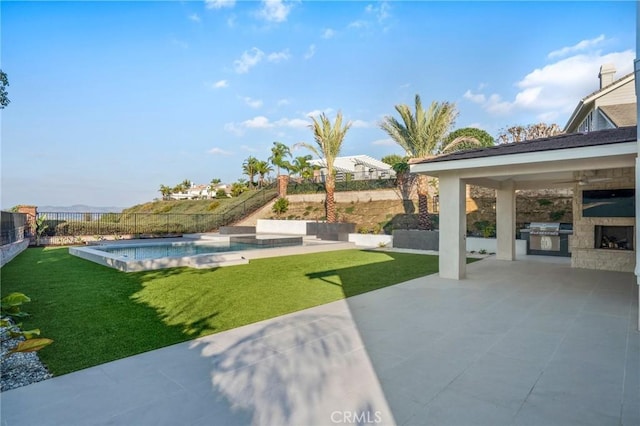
[
  {"xmin": 242, "ymin": 156, "xmax": 259, "ymax": 189},
  {"xmin": 380, "ymin": 94, "xmax": 478, "ymax": 230},
  {"xmin": 291, "ymin": 155, "xmax": 315, "ymax": 181},
  {"xmin": 268, "ymin": 142, "xmax": 292, "ymax": 176},
  {"xmin": 296, "ymin": 111, "xmax": 352, "ymax": 222},
  {"xmin": 254, "ymin": 160, "xmax": 273, "ymax": 188}
]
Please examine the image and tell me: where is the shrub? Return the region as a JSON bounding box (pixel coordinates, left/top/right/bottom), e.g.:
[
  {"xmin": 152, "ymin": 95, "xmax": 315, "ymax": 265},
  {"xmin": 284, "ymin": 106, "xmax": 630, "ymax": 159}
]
[
  {"xmin": 207, "ymin": 201, "xmax": 220, "ymax": 211},
  {"xmin": 272, "ymin": 197, "xmax": 289, "ymax": 217}
]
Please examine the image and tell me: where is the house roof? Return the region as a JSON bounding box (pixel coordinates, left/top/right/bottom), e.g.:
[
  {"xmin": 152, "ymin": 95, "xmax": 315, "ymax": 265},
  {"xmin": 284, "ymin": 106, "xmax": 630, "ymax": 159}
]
[
  {"xmin": 309, "ymin": 155, "xmax": 393, "ymax": 173},
  {"xmin": 410, "ymin": 126, "xmax": 637, "ymax": 165},
  {"xmin": 600, "ymin": 103, "xmax": 637, "ymax": 127},
  {"xmin": 564, "ymin": 71, "xmax": 635, "ymax": 131}
]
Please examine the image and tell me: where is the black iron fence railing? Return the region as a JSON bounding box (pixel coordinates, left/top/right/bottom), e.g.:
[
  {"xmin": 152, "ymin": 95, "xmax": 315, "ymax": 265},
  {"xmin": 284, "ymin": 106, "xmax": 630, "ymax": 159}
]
[
  {"xmin": 287, "ymin": 178, "xmax": 397, "ymax": 194},
  {"xmin": 38, "ymin": 188, "xmax": 278, "ymax": 237},
  {"xmin": 1, "ymin": 211, "xmax": 29, "ymax": 245}
]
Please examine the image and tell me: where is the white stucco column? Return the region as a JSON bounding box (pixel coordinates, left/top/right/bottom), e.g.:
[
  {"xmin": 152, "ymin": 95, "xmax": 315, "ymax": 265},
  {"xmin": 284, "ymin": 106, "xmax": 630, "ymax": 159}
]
[
  {"xmin": 496, "ymin": 180, "xmax": 516, "ymax": 261},
  {"xmin": 438, "ymin": 173, "xmax": 466, "ymax": 279}
]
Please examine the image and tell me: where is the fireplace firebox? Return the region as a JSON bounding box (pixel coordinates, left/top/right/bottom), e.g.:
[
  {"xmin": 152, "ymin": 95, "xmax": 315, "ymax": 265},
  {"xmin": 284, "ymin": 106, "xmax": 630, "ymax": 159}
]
[{"xmin": 594, "ymin": 226, "xmax": 634, "ymax": 250}]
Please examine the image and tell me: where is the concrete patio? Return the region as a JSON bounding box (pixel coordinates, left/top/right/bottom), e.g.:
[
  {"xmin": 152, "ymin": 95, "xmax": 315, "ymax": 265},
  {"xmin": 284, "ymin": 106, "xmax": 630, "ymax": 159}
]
[{"xmin": 1, "ymin": 254, "xmax": 638, "ymax": 426}]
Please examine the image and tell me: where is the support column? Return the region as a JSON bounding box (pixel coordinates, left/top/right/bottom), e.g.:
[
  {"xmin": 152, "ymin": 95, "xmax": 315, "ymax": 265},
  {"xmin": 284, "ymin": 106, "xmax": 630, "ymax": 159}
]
[
  {"xmin": 438, "ymin": 174, "xmax": 466, "ymax": 279},
  {"xmin": 496, "ymin": 180, "xmax": 516, "ymax": 261}
]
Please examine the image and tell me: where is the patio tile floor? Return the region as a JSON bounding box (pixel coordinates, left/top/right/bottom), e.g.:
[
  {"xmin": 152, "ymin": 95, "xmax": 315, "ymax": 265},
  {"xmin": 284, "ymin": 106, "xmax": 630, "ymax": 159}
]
[{"xmin": 1, "ymin": 254, "xmax": 638, "ymax": 426}]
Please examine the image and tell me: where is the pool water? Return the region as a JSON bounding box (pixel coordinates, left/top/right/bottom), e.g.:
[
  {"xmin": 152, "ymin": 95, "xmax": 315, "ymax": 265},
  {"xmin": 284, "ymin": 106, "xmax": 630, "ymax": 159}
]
[{"xmin": 97, "ymin": 241, "xmax": 298, "ymax": 260}]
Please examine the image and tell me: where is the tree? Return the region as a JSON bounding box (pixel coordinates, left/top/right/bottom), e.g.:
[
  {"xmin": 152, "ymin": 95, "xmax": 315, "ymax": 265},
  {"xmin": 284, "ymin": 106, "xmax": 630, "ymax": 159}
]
[
  {"xmin": 381, "ymin": 154, "xmax": 404, "ymax": 167},
  {"xmin": 291, "ymin": 155, "xmax": 316, "ymax": 181},
  {"xmin": 158, "ymin": 185, "xmax": 172, "ymax": 200},
  {"xmin": 444, "ymin": 127, "xmax": 495, "ymax": 151},
  {"xmin": 242, "ymin": 156, "xmax": 259, "ymax": 188},
  {"xmin": 269, "ymin": 142, "xmax": 293, "ymax": 176},
  {"xmin": 296, "ymin": 111, "xmax": 352, "ymax": 222},
  {"xmin": 0, "ymin": 70, "xmax": 9, "ymax": 109},
  {"xmin": 230, "ymin": 180, "xmax": 248, "ymax": 197},
  {"xmin": 254, "ymin": 160, "xmax": 273, "ymax": 188},
  {"xmin": 380, "ymin": 94, "xmax": 474, "ymax": 230},
  {"xmin": 497, "ymin": 123, "xmax": 562, "ymax": 144},
  {"xmin": 392, "ymin": 159, "xmax": 416, "ymax": 214}
]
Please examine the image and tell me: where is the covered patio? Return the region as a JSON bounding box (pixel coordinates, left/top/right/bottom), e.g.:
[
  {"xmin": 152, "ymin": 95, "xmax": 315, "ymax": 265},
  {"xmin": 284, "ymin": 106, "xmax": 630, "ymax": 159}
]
[{"xmin": 410, "ymin": 126, "xmax": 640, "ymax": 330}]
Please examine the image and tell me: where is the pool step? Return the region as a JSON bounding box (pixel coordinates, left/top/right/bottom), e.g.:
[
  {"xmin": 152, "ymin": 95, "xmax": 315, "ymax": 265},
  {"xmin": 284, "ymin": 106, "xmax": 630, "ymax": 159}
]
[{"xmin": 188, "ymin": 253, "xmax": 249, "ymax": 269}]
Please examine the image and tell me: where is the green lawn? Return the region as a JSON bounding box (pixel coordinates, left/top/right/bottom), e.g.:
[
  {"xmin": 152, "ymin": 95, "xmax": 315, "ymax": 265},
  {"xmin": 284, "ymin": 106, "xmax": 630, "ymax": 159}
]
[{"xmin": 2, "ymin": 247, "xmax": 469, "ymax": 376}]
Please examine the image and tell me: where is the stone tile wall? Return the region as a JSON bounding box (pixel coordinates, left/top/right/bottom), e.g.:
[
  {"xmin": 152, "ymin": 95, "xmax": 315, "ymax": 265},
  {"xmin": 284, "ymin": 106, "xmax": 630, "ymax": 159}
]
[{"xmin": 571, "ymin": 167, "xmax": 636, "ymax": 272}]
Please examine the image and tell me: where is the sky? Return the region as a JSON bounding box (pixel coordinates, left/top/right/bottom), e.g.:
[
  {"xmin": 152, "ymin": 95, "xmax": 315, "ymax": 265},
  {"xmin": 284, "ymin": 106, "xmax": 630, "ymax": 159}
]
[{"xmin": 1, "ymin": 0, "xmax": 636, "ymax": 209}]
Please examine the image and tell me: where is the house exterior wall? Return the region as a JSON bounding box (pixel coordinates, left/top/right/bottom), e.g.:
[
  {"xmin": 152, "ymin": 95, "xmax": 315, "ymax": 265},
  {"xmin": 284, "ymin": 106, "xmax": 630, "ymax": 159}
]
[
  {"xmin": 571, "ymin": 167, "xmax": 636, "ymax": 272},
  {"xmin": 594, "ymin": 79, "xmax": 636, "ymax": 108}
]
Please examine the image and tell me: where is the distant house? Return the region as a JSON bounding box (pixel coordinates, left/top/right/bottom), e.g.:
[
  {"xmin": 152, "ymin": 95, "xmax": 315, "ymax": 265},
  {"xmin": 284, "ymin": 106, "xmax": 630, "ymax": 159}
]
[
  {"xmin": 564, "ymin": 63, "xmax": 636, "ymax": 133},
  {"xmin": 308, "ymin": 155, "xmax": 396, "ymax": 183},
  {"xmin": 169, "ymin": 183, "xmax": 229, "ymax": 200}
]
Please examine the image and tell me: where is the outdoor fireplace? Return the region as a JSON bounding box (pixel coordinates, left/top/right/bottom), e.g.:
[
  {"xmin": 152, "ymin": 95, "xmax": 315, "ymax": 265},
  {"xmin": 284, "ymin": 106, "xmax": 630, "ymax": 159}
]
[{"xmin": 594, "ymin": 225, "xmax": 634, "ymax": 250}]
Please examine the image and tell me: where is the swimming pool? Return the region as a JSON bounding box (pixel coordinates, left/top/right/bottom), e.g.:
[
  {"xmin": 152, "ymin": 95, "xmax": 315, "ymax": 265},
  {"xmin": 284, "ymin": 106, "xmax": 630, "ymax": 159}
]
[
  {"xmin": 68, "ymin": 235, "xmax": 340, "ymax": 272},
  {"xmin": 96, "ymin": 240, "xmax": 299, "ymax": 260}
]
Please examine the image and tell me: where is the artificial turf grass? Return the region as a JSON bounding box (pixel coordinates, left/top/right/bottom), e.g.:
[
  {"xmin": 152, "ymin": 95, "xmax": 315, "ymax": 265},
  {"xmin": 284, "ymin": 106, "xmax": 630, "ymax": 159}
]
[{"xmin": 1, "ymin": 246, "xmax": 475, "ymax": 376}]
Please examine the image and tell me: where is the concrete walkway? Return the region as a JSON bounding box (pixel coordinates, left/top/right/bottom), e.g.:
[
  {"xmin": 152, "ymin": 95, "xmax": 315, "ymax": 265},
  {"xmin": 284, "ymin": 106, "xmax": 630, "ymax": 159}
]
[{"xmin": 1, "ymin": 255, "xmax": 638, "ymax": 426}]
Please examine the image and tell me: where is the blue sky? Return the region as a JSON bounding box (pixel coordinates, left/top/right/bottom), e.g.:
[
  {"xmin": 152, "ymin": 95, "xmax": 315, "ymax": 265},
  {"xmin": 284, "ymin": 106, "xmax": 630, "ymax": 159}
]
[{"xmin": 1, "ymin": 0, "xmax": 635, "ymax": 209}]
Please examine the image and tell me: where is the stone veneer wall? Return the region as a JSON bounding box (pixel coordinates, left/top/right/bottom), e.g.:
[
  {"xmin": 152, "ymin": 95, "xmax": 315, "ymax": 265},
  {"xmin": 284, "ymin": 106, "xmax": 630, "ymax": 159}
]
[{"xmin": 571, "ymin": 167, "xmax": 635, "ymax": 272}]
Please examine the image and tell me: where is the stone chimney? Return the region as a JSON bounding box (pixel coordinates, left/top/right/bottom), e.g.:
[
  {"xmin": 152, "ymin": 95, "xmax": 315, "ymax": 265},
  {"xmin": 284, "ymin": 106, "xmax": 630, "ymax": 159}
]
[{"xmin": 598, "ymin": 63, "xmax": 616, "ymax": 89}]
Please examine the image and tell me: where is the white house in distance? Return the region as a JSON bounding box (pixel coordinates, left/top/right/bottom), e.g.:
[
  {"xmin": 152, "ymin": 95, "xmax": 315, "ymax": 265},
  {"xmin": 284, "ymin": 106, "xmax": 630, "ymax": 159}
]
[
  {"xmin": 564, "ymin": 63, "xmax": 636, "ymax": 133},
  {"xmin": 309, "ymin": 155, "xmax": 396, "ymax": 182},
  {"xmin": 169, "ymin": 183, "xmax": 229, "ymax": 200}
]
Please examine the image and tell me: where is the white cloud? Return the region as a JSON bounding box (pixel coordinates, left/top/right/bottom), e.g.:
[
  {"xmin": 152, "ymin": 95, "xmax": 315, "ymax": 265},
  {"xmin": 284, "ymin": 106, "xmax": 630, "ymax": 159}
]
[
  {"xmin": 212, "ymin": 80, "xmax": 229, "ymax": 89},
  {"xmin": 348, "ymin": 20, "xmax": 367, "ymax": 30},
  {"xmin": 258, "ymin": 0, "xmax": 292, "ymax": 23},
  {"xmin": 304, "ymin": 44, "xmax": 316, "ymax": 60},
  {"xmin": 243, "ymin": 97, "xmax": 263, "ymax": 108},
  {"xmin": 372, "ymin": 138, "xmax": 395, "ymax": 146},
  {"xmin": 365, "ymin": 1, "xmax": 391, "ymax": 23},
  {"xmin": 275, "ymin": 118, "xmax": 310, "ymax": 129},
  {"xmin": 306, "ymin": 108, "xmax": 334, "ymax": 118},
  {"xmin": 399, "ymin": 83, "xmax": 410, "ymax": 89},
  {"xmin": 233, "ymin": 48, "xmax": 264, "ymax": 74},
  {"xmin": 188, "ymin": 13, "xmax": 201, "ymax": 22},
  {"xmin": 242, "ymin": 116, "xmax": 273, "ymax": 128},
  {"xmin": 322, "ymin": 28, "xmax": 336, "ymax": 39},
  {"xmin": 206, "ymin": 0, "xmax": 235, "ymax": 9},
  {"xmin": 548, "ymin": 34, "xmax": 606, "ymax": 59},
  {"xmin": 463, "ymin": 90, "xmax": 485, "ymax": 104},
  {"xmin": 208, "ymin": 147, "xmax": 233, "ymax": 155},
  {"xmin": 241, "ymin": 145, "xmax": 260, "ymax": 152},
  {"xmin": 277, "ymin": 98, "xmax": 290, "ymax": 106},
  {"xmin": 464, "ymin": 48, "xmax": 634, "ymax": 121},
  {"xmin": 267, "ymin": 49, "xmax": 291, "ymax": 62},
  {"xmin": 351, "ymin": 119, "xmax": 372, "ymax": 128},
  {"xmin": 224, "ymin": 123, "xmax": 244, "ymax": 136}
]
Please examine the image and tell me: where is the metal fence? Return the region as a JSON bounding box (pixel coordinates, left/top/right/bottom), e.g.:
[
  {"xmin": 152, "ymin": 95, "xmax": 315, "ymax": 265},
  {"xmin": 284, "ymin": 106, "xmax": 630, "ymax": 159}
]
[
  {"xmin": 38, "ymin": 188, "xmax": 278, "ymax": 238},
  {"xmin": 1, "ymin": 211, "xmax": 29, "ymax": 245},
  {"xmin": 287, "ymin": 178, "xmax": 397, "ymax": 194}
]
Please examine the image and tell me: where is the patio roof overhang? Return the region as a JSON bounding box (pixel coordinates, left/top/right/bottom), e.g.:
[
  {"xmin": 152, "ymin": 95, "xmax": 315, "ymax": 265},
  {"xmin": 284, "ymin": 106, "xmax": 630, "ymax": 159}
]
[{"xmin": 410, "ymin": 138, "xmax": 637, "ymax": 190}]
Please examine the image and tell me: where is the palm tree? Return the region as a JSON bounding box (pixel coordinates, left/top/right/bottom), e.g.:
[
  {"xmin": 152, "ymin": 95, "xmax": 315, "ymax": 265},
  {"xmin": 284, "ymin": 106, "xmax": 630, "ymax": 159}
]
[
  {"xmin": 269, "ymin": 142, "xmax": 292, "ymax": 176},
  {"xmin": 291, "ymin": 155, "xmax": 315, "ymax": 182},
  {"xmin": 254, "ymin": 160, "xmax": 273, "ymax": 188},
  {"xmin": 296, "ymin": 111, "xmax": 352, "ymax": 222},
  {"xmin": 158, "ymin": 185, "xmax": 172, "ymax": 200},
  {"xmin": 242, "ymin": 156, "xmax": 259, "ymax": 189},
  {"xmin": 380, "ymin": 94, "xmax": 479, "ymax": 230}
]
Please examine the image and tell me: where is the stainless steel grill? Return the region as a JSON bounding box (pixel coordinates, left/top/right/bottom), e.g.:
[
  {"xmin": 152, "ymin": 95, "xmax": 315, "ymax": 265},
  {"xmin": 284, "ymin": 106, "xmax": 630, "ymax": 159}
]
[{"xmin": 528, "ymin": 222, "xmax": 560, "ymax": 236}]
